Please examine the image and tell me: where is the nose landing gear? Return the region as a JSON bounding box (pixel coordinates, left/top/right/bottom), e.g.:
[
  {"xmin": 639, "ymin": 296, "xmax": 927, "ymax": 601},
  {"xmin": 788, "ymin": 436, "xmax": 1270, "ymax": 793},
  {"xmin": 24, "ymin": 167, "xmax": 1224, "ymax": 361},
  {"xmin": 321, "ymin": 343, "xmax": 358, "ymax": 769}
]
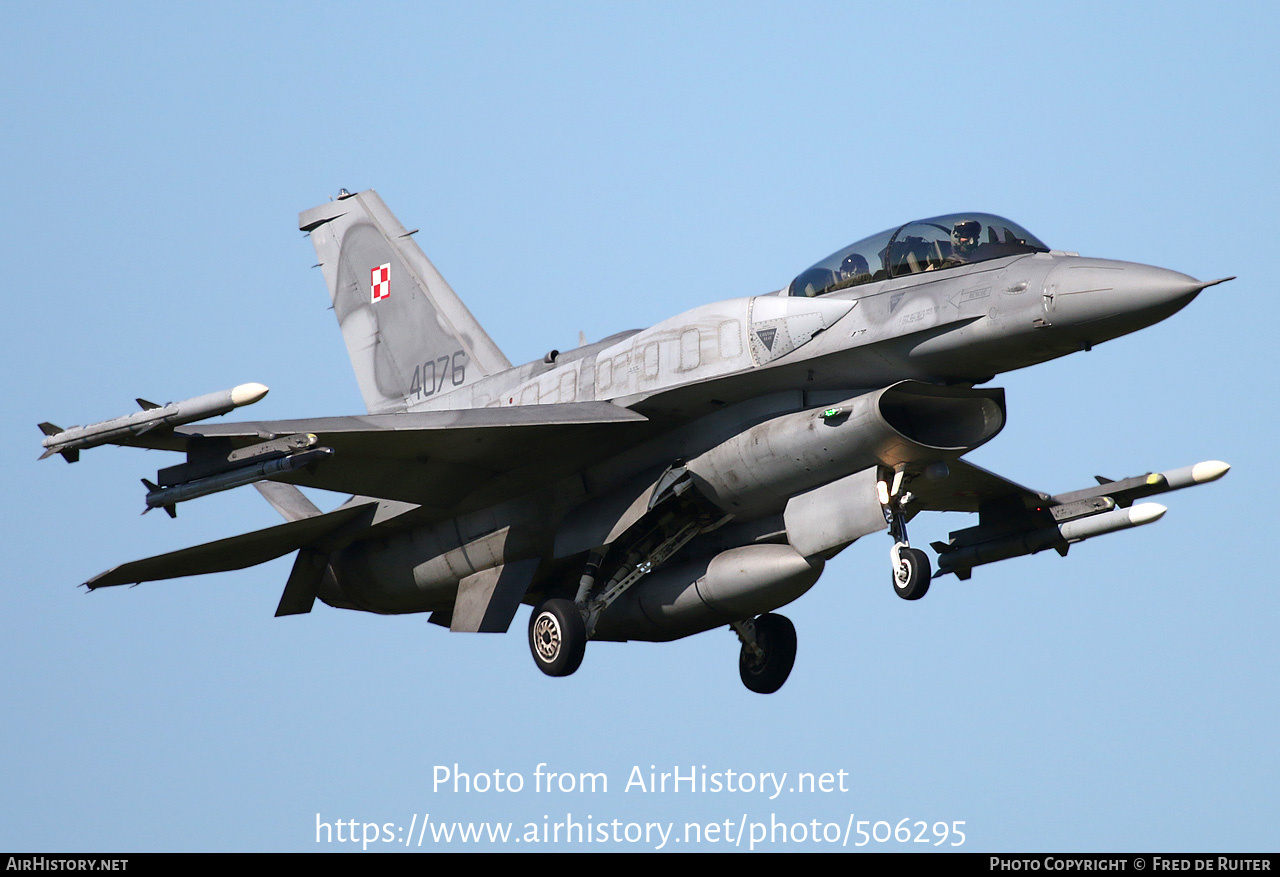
[{"xmin": 879, "ymin": 470, "xmax": 932, "ymax": 600}]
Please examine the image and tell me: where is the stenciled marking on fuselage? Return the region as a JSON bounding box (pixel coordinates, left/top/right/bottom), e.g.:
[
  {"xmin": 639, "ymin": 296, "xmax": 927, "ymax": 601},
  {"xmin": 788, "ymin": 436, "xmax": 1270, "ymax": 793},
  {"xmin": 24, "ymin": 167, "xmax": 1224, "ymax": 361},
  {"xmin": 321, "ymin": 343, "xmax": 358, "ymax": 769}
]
[
  {"xmin": 901, "ymin": 306, "xmax": 937, "ymax": 324},
  {"xmin": 409, "ymin": 350, "xmax": 466, "ymax": 399}
]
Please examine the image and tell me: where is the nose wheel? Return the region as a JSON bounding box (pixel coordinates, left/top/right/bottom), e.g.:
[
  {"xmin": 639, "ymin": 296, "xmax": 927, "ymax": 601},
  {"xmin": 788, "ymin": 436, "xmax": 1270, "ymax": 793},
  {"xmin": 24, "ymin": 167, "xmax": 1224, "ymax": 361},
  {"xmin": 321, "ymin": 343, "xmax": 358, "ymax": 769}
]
[{"xmin": 892, "ymin": 545, "xmax": 931, "ymax": 600}]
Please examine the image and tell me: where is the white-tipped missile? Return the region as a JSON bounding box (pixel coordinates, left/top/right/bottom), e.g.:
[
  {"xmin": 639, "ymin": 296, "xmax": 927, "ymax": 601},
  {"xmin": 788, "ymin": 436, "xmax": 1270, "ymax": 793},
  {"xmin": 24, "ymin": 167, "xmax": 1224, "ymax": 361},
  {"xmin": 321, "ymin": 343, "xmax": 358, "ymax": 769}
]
[
  {"xmin": 1161, "ymin": 460, "xmax": 1231, "ymax": 489},
  {"xmin": 1057, "ymin": 502, "xmax": 1166, "ymax": 541},
  {"xmin": 936, "ymin": 502, "xmax": 1168, "ymax": 577},
  {"xmin": 1054, "ymin": 460, "xmax": 1231, "ymax": 506},
  {"xmin": 38, "ymin": 383, "xmax": 269, "ymax": 462}
]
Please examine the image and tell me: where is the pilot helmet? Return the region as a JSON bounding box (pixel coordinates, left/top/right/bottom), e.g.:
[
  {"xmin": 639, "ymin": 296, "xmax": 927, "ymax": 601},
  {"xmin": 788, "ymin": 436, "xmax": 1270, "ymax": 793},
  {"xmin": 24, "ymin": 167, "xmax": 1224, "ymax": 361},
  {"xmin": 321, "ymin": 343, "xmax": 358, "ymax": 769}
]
[
  {"xmin": 952, "ymin": 219, "xmax": 981, "ymax": 252},
  {"xmin": 840, "ymin": 252, "xmax": 870, "ymax": 277}
]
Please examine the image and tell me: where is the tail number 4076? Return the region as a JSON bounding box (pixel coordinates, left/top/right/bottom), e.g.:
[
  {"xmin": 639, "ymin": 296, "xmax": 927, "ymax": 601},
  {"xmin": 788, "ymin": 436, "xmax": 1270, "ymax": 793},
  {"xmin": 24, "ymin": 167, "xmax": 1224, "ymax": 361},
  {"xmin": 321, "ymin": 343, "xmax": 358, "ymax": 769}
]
[{"xmin": 409, "ymin": 351, "xmax": 466, "ymax": 399}]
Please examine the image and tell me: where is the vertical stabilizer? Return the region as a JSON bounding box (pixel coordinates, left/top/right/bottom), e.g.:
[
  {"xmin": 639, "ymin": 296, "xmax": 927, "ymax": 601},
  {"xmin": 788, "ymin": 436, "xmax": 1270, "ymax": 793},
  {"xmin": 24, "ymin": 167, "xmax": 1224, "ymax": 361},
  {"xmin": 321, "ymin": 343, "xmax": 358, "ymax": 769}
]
[{"xmin": 299, "ymin": 190, "xmax": 511, "ymax": 413}]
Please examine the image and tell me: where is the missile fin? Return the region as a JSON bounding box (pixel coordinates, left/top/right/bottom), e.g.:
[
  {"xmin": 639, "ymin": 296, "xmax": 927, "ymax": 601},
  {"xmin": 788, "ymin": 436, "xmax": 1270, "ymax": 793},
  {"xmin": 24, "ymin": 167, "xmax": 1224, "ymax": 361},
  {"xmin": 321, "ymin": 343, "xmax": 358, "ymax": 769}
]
[
  {"xmin": 38, "ymin": 422, "xmax": 63, "ymax": 436},
  {"xmin": 136, "ymin": 398, "xmax": 161, "ymax": 411}
]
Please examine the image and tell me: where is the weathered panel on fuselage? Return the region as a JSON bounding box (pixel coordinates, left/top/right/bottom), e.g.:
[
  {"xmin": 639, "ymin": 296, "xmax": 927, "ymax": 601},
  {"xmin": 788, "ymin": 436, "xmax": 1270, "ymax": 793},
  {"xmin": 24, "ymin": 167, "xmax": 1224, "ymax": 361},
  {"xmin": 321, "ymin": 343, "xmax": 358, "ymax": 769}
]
[{"xmin": 405, "ymin": 296, "xmax": 860, "ymax": 414}]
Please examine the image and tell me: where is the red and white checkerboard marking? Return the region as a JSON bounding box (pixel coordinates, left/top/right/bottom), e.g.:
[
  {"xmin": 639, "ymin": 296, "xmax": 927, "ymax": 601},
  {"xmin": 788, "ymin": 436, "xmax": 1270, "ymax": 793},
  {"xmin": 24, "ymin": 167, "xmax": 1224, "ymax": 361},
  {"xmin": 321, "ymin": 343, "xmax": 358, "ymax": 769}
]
[{"xmin": 370, "ymin": 263, "xmax": 391, "ymax": 302}]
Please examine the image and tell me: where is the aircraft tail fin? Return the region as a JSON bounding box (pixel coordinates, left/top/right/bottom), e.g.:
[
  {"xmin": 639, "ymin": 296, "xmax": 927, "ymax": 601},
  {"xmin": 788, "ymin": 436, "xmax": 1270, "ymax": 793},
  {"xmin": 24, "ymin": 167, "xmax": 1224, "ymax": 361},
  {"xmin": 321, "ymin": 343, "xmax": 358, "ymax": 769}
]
[{"xmin": 299, "ymin": 190, "xmax": 512, "ymax": 414}]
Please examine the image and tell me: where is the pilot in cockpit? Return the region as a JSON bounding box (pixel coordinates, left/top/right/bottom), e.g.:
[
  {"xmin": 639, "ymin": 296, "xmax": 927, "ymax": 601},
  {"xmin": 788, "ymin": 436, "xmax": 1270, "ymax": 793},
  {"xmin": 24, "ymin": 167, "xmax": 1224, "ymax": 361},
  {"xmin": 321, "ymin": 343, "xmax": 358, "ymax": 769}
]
[
  {"xmin": 838, "ymin": 252, "xmax": 871, "ymax": 287},
  {"xmin": 949, "ymin": 219, "xmax": 982, "ymax": 263}
]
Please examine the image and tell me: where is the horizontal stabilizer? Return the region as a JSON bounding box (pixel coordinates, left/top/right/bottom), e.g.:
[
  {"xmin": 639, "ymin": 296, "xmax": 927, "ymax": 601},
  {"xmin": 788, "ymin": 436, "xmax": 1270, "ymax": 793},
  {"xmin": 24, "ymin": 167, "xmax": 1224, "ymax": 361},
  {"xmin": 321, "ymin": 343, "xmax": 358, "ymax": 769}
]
[{"xmin": 85, "ymin": 502, "xmax": 375, "ymax": 589}]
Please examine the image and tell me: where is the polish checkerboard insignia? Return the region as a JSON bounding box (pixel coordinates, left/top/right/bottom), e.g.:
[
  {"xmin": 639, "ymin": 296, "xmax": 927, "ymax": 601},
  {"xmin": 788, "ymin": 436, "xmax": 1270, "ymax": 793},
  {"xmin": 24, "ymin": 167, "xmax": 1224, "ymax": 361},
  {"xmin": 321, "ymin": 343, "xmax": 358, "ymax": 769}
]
[{"xmin": 371, "ymin": 263, "xmax": 391, "ymax": 303}]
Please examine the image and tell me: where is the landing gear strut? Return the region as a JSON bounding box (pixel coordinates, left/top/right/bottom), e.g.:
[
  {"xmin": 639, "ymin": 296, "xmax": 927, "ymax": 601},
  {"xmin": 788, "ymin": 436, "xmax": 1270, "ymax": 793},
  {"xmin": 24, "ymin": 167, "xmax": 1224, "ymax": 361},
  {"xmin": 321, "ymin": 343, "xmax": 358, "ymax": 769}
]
[
  {"xmin": 528, "ymin": 511, "xmax": 714, "ymax": 679},
  {"xmin": 733, "ymin": 613, "xmax": 797, "ymax": 694},
  {"xmin": 879, "ymin": 469, "xmax": 931, "ymax": 600}
]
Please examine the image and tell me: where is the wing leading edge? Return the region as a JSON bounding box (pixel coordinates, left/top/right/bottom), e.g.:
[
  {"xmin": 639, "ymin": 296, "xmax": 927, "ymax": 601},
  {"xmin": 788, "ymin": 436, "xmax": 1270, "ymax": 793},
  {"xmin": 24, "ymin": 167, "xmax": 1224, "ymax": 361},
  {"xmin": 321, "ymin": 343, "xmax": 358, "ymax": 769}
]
[{"xmin": 112, "ymin": 401, "xmax": 651, "ymax": 509}]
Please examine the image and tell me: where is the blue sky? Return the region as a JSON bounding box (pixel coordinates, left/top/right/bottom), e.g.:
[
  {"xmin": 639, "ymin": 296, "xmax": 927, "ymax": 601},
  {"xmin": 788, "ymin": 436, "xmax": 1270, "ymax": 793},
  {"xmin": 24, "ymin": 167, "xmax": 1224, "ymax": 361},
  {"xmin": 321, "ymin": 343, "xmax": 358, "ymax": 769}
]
[{"xmin": 2, "ymin": 1, "xmax": 1276, "ymax": 852}]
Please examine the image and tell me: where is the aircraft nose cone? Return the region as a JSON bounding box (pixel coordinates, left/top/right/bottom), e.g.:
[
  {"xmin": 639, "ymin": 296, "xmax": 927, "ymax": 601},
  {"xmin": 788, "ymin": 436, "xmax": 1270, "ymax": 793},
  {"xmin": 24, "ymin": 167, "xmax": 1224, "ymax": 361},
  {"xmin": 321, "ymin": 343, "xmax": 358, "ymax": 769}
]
[
  {"xmin": 1044, "ymin": 259, "xmax": 1218, "ymax": 329},
  {"xmin": 1105, "ymin": 263, "xmax": 1206, "ymax": 311}
]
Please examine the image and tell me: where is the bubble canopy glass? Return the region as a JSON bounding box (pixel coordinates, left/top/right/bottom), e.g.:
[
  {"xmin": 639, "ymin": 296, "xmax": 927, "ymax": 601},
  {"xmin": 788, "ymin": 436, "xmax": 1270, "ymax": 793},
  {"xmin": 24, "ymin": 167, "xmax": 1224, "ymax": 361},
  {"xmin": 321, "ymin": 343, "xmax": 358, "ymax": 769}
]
[{"xmin": 788, "ymin": 213, "xmax": 1049, "ymax": 297}]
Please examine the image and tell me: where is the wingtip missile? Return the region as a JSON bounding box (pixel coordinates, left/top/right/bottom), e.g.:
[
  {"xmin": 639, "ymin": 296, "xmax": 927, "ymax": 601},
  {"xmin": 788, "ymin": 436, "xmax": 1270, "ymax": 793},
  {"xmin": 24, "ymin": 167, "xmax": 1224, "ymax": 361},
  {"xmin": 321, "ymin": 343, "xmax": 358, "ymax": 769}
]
[
  {"xmin": 1153, "ymin": 460, "xmax": 1230, "ymax": 491},
  {"xmin": 38, "ymin": 383, "xmax": 270, "ymax": 460},
  {"xmin": 230, "ymin": 382, "xmax": 269, "ymax": 407},
  {"xmin": 1192, "ymin": 460, "xmax": 1230, "ymax": 483}
]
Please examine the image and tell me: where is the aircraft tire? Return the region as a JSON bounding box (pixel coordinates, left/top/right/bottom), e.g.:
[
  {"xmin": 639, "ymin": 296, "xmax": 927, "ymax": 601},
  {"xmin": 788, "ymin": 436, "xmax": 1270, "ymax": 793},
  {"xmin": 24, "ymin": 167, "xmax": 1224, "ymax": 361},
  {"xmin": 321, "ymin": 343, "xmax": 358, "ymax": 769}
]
[
  {"xmin": 529, "ymin": 598, "xmax": 586, "ymax": 677},
  {"xmin": 738, "ymin": 613, "xmax": 797, "ymax": 694},
  {"xmin": 893, "ymin": 547, "xmax": 931, "ymax": 600}
]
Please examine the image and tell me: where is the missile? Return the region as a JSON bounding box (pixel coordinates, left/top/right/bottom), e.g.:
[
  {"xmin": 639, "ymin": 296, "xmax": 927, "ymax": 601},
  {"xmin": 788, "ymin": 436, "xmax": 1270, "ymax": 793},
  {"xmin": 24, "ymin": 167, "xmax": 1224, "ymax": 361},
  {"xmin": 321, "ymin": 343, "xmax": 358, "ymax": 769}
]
[
  {"xmin": 1052, "ymin": 460, "xmax": 1230, "ymax": 505},
  {"xmin": 935, "ymin": 502, "xmax": 1167, "ymax": 578},
  {"xmin": 143, "ymin": 447, "xmax": 332, "ymax": 516},
  {"xmin": 1156, "ymin": 460, "xmax": 1231, "ymax": 489},
  {"xmin": 38, "ymin": 383, "xmax": 269, "ymax": 462}
]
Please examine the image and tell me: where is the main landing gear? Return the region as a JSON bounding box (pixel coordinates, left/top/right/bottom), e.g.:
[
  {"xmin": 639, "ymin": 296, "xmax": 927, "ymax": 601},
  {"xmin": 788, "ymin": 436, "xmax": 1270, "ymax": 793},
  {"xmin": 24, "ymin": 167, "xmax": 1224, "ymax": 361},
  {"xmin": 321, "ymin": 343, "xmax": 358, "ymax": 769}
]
[
  {"xmin": 527, "ymin": 518, "xmax": 704, "ymax": 680},
  {"xmin": 528, "ymin": 598, "xmax": 586, "ymax": 677},
  {"xmin": 879, "ymin": 469, "xmax": 932, "ymax": 600},
  {"xmin": 733, "ymin": 613, "xmax": 797, "ymax": 694}
]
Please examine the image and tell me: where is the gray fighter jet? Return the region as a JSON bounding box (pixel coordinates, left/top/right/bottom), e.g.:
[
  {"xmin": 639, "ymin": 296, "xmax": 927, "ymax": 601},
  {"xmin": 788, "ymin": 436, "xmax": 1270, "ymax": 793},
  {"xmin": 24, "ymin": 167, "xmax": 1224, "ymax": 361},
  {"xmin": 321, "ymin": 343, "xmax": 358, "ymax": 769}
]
[{"xmin": 41, "ymin": 190, "xmax": 1232, "ymax": 693}]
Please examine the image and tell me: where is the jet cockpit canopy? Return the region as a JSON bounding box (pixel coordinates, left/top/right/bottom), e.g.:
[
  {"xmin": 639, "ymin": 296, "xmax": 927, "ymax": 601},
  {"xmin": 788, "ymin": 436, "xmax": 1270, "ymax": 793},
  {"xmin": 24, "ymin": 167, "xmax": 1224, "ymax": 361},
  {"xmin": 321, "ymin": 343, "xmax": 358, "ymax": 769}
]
[{"xmin": 789, "ymin": 213, "xmax": 1049, "ymax": 298}]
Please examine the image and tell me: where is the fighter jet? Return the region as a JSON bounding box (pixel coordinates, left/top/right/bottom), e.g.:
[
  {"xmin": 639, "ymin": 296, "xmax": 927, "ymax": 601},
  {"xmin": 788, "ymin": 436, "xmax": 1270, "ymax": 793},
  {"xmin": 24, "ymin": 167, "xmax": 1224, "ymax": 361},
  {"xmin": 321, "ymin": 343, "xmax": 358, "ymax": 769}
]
[{"xmin": 41, "ymin": 190, "xmax": 1232, "ymax": 693}]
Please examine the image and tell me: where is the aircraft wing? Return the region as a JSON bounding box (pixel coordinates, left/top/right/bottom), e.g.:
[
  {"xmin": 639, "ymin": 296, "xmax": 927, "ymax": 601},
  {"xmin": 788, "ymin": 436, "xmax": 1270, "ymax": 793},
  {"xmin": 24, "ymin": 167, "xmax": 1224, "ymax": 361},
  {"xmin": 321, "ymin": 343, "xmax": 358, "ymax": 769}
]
[
  {"xmin": 120, "ymin": 401, "xmax": 651, "ymax": 510},
  {"xmin": 905, "ymin": 456, "xmax": 1228, "ymax": 515},
  {"xmin": 902, "ymin": 457, "xmax": 1228, "ymax": 579},
  {"xmin": 904, "ymin": 458, "xmax": 1049, "ymax": 515}
]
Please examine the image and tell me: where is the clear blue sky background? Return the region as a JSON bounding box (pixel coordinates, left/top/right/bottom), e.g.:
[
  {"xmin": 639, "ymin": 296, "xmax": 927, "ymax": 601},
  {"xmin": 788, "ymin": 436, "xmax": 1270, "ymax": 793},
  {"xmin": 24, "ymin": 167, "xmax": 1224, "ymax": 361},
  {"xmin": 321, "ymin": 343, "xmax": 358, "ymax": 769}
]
[{"xmin": 2, "ymin": 1, "xmax": 1276, "ymax": 852}]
